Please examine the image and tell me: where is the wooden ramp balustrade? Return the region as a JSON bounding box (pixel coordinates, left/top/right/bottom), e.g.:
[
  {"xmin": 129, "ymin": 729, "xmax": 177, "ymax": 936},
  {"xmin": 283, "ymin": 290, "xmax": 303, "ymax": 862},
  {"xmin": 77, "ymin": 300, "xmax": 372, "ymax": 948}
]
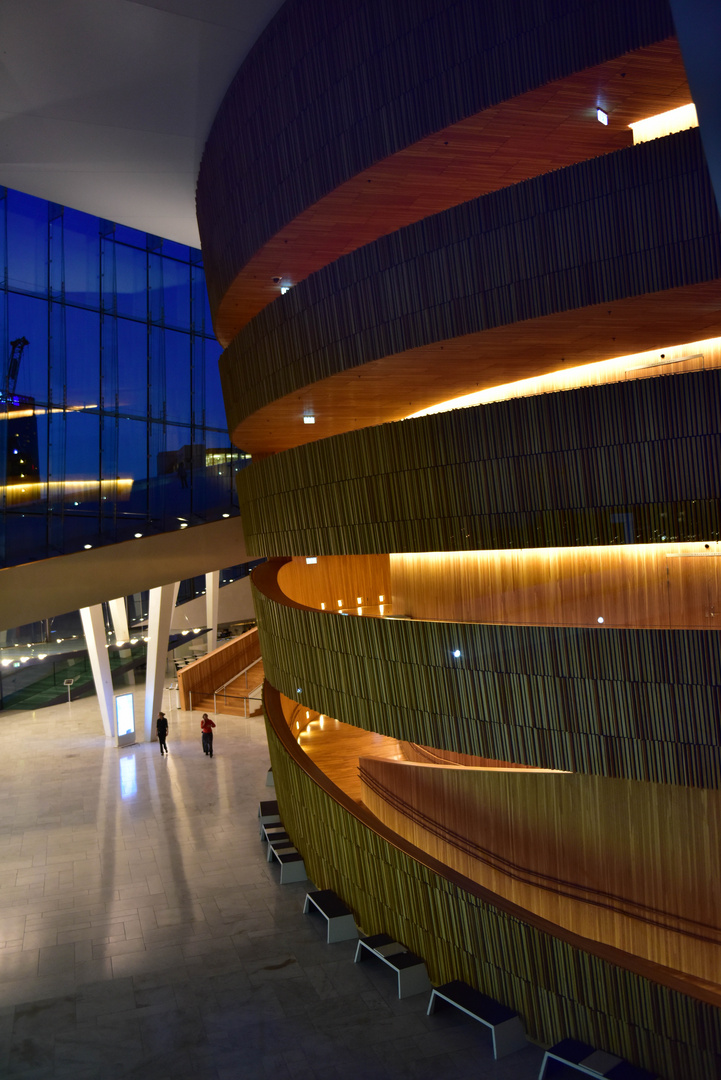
[
  {"xmin": 178, "ymin": 628, "xmax": 262, "ymax": 715},
  {"xmin": 359, "ymin": 756, "xmax": 721, "ymax": 989}
]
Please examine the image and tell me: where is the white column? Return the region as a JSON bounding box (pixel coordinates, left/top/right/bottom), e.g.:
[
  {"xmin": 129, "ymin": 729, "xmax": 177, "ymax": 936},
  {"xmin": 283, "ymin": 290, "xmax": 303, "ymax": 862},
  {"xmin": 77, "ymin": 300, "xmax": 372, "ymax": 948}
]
[
  {"xmin": 80, "ymin": 604, "xmax": 115, "ymax": 739},
  {"xmin": 108, "ymin": 597, "xmax": 129, "ymax": 642},
  {"xmin": 144, "ymin": 581, "xmax": 179, "ymax": 742},
  {"xmin": 205, "ymin": 570, "xmax": 220, "ymax": 654}
]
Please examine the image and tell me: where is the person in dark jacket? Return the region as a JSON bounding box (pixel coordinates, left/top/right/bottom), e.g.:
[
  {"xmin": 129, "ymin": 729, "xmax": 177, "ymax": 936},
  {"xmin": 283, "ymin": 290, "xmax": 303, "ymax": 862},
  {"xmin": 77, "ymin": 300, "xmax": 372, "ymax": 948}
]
[
  {"xmin": 201, "ymin": 713, "xmax": 216, "ymax": 757},
  {"xmin": 156, "ymin": 711, "xmax": 169, "ymax": 756}
]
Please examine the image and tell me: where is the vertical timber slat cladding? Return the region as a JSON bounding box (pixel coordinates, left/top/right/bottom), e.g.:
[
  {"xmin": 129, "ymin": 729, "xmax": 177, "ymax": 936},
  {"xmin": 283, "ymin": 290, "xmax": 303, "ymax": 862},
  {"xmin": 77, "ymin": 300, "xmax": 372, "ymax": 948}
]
[
  {"xmin": 221, "ymin": 128, "xmax": 721, "ymax": 441},
  {"xmin": 358, "ymin": 758, "xmax": 721, "ymax": 984},
  {"xmin": 265, "ymin": 700, "xmax": 721, "ymax": 1080},
  {"xmin": 237, "ymin": 369, "xmax": 721, "ymax": 557},
  {"xmin": 197, "ymin": 0, "xmax": 676, "ymax": 331},
  {"xmin": 251, "ymin": 561, "xmax": 721, "ymax": 789}
]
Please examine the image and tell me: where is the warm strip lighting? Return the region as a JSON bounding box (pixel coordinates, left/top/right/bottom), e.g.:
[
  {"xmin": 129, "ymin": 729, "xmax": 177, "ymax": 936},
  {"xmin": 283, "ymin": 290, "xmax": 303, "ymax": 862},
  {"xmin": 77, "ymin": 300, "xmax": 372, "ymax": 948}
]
[
  {"xmin": 379, "ymin": 604, "xmax": 384, "ymax": 615},
  {"xmin": 357, "ymin": 606, "xmax": 362, "ymax": 615},
  {"xmin": 320, "ymin": 602, "xmax": 325, "ymax": 610},
  {"xmin": 406, "ymin": 336, "xmax": 721, "ymax": 418},
  {"xmin": 337, "ymin": 600, "xmax": 343, "ymax": 607},
  {"xmin": 1, "ymin": 478, "xmax": 133, "ymax": 507},
  {"xmin": 630, "ymin": 103, "xmax": 697, "ymax": 145},
  {"xmin": 0, "ymin": 403, "xmax": 98, "ymax": 422},
  {"xmin": 356, "ymin": 596, "xmax": 362, "ymax": 604}
]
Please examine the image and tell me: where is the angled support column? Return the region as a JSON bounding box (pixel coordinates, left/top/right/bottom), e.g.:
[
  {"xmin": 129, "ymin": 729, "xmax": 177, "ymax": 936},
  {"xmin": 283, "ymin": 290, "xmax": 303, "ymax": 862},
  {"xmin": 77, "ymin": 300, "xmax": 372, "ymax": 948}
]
[
  {"xmin": 80, "ymin": 605, "xmax": 115, "ymax": 739},
  {"xmin": 144, "ymin": 581, "xmax": 179, "ymax": 742},
  {"xmin": 205, "ymin": 570, "xmax": 220, "ymax": 654},
  {"xmin": 108, "ymin": 597, "xmax": 130, "ymax": 642}
]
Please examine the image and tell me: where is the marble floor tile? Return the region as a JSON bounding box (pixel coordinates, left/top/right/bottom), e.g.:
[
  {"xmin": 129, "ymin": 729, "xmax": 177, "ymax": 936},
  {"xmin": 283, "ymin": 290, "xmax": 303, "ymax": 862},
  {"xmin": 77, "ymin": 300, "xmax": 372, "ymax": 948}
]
[{"xmin": 0, "ymin": 687, "xmax": 546, "ymax": 1079}]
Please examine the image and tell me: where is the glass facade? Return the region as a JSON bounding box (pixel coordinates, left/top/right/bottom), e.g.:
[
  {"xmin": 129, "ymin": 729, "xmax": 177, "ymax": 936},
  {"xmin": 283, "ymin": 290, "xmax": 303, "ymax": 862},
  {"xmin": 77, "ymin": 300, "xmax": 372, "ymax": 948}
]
[{"xmin": 0, "ymin": 188, "xmax": 246, "ymax": 569}]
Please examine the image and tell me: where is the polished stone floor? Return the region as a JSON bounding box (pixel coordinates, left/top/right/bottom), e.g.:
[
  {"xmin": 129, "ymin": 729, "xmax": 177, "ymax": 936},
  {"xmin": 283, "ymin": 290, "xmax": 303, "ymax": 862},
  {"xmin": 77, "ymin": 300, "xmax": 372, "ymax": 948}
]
[{"xmin": 0, "ymin": 689, "xmax": 546, "ymax": 1079}]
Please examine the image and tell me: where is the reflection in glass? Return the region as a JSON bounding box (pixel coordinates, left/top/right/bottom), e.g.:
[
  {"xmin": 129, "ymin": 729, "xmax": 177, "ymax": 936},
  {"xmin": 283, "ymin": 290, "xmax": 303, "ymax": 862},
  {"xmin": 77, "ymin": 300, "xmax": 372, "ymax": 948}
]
[{"xmin": 0, "ymin": 186, "xmax": 245, "ymax": 568}]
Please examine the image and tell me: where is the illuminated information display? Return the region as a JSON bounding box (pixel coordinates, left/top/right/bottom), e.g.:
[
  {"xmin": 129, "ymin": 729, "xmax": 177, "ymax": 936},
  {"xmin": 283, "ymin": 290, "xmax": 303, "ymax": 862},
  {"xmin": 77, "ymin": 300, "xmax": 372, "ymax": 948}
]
[{"xmin": 115, "ymin": 692, "xmax": 136, "ymax": 747}]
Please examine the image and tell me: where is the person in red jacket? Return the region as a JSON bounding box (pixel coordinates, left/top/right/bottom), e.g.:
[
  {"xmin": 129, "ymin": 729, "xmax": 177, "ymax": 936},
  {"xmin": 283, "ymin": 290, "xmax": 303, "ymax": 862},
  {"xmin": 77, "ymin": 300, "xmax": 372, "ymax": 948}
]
[{"xmin": 200, "ymin": 713, "xmax": 216, "ymax": 757}]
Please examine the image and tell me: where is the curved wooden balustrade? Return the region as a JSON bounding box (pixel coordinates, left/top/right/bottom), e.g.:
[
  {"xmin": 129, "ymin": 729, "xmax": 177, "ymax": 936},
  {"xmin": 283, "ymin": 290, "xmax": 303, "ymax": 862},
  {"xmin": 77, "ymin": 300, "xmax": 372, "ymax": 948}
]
[
  {"xmin": 238, "ymin": 370, "xmax": 721, "ymax": 558},
  {"xmin": 264, "ymin": 681, "xmax": 721, "ymax": 1080},
  {"xmin": 222, "ymin": 129, "xmax": 721, "ymax": 456},
  {"xmin": 359, "ymin": 757, "xmax": 721, "ymax": 985},
  {"xmin": 251, "ymin": 556, "xmax": 721, "ymax": 788},
  {"xmin": 198, "ymin": 0, "xmax": 681, "ymax": 345}
]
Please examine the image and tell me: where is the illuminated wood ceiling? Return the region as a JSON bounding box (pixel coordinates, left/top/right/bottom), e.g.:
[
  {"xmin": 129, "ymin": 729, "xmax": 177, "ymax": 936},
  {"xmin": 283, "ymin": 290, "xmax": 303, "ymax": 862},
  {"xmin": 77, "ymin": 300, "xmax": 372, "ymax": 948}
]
[
  {"xmin": 232, "ymin": 280, "xmax": 721, "ymax": 455},
  {"xmin": 215, "ymin": 38, "xmax": 690, "ymax": 346}
]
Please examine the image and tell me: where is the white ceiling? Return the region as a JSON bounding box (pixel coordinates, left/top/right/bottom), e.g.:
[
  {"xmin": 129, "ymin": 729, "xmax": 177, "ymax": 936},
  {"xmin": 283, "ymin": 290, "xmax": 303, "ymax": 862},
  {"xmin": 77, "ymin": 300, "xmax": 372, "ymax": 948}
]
[{"xmin": 0, "ymin": 0, "xmax": 285, "ymax": 247}]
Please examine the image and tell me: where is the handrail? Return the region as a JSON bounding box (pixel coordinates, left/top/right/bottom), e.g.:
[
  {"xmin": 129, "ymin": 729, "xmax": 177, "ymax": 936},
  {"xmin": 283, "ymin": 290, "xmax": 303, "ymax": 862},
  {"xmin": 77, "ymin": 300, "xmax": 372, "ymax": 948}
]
[{"xmin": 214, "ymin": 655, "xmax": 263, "ymax": 694}]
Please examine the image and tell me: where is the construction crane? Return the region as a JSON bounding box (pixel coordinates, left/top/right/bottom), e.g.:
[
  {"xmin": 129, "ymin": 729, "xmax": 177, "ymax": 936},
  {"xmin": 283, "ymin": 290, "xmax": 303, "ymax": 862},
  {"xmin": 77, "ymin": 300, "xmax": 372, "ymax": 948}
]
[{"xmin": 4, "ymin": 336, "xmax": 29, "ymax": 401}]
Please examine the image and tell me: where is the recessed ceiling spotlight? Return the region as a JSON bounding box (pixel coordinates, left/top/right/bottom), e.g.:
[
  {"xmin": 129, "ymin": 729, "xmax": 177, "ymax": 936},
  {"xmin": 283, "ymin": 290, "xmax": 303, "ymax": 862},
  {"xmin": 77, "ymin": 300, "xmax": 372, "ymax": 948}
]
[{"xmin": 597, "ymin": 107, "xmax": 608, "ymax": 126}]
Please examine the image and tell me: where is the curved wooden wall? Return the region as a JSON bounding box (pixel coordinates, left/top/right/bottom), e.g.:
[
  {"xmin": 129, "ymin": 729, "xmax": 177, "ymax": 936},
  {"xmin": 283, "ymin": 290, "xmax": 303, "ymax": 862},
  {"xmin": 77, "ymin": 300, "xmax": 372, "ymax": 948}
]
[
  {"xmin": 221, "ymin": 128, "xmax": 721, "ymax": 453},
  {"xmin": 264, "ymin": 686, "xmax": 721, "ymax": 1080},
  {"xmin": 359, "ymin": 757, "xmax": 721, "ymax": 983},
  {"xmin": 252, "ymin": 559, "xmax": 721, "ymax": 788},
  {"xmin": 390, "ymin": 546, "xmax": 721, "ymax": 629},
  {"xmin": 197, "ymin": 0, "xmax": 677, "ymax": 342},
  {"xmin": 239, "ymin": 369, "xmax": 721, "ymax": 557}
]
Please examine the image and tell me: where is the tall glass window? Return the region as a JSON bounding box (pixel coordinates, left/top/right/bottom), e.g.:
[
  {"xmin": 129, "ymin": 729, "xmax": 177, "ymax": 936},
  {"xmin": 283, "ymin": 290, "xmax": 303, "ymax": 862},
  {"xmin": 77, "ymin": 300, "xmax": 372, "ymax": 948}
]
[{"xmin": 0, "ymin": 187, "xmax": 246, "ymax": 568}]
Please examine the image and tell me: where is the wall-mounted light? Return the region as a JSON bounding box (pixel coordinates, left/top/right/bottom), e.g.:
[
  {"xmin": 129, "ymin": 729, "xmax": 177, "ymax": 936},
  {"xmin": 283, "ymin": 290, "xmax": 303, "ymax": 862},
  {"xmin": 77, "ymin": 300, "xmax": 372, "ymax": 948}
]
[
  {"xmin": 453, "ymin": 649, "xmax": 461, "ymax": 658},
  {"xmin": 303, "ymin": 415, "xmax": 315, "ymax": 424},
  {"xmin": 306, "ymin": 556, "xmax": 317, "ymax": 564},
  {"xmin": 379, "ymin": 604, "xmax": 384, "ymax": 615},
  {"xmin": 357, "ymin": 607, "xmax": 362, "ymax": 615},
  {"xmin": 222, "ymin": 513, "xmax": 230, "ymax": 518},
  {"xmin": 84, "ymin": 544, "xmax": 92, "ymax": 550},
  {"xmin": 320, "ymin": 602, "xmax": 325, "ymax": 610},
  {"xmin": 337, "ymin": 600, "xmax": 343, "ymax": 607},
  {"xmin": 134, "ymin": 533, "xmax": 142, "ymax": 538},
  {"xmin": 180, "ymin": 523, "xmax": 188, "ymax": 528},
  {"xmin": 306, "ymin": 711, "xmax": 310, "ymax": 719},
  {"xmin": 597, "ymin": 107, "xmax": 608, "ymax": 125},
  {"xmin": 378, "ymin": 595, "xmax": 384, "ymax": 602},
  {"xmin": 597, "ymin": 617, "xmax": 605, "ymax": 624},
  {"xmin": 280, "ymin": 285, "xmax": 291, "ymax": 295}
]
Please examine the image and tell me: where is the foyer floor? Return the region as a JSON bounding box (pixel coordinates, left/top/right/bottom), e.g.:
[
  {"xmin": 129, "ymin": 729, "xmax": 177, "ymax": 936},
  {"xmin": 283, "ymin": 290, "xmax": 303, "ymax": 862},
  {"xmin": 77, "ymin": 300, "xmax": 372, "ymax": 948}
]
[{"xmin": 0, "ymin": 689, "xmax": 545, "ymax": 1080}]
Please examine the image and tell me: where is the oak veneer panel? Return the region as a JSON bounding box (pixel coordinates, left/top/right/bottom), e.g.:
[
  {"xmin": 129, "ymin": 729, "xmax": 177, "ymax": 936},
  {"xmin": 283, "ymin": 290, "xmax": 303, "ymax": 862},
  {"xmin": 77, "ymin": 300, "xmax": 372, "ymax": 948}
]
[
  {"xmin": 198, "ymin": 0, "xmax": 677, "ymax": 340},
  {"xmin": 222, "ymin": 129, "xmax": 721, "ymax": 453},
  {"xmin": 264, "ymin": 686, "xmax": 721, "ymax": 1080},
  {"xmin": 238, "ymin": 370, "xmax": 721, "ymax": 558},
  {"xmin": 252, "ymin": 559, "xmax": 721, "ymax": 788},
  {"xmin": 177, "ymin": 628, "xmax": 260, "ymax": 711},
  {"xmin": 359, "ymin": 758, "xmax": 721, "ymax": 984},
  {"xmin": 390, "ymin": 546, "xmax": 721, "ymax": 629},
  {"xmin": 276, "ymin": 554, "xmax": 390, "ymax": 612}
]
